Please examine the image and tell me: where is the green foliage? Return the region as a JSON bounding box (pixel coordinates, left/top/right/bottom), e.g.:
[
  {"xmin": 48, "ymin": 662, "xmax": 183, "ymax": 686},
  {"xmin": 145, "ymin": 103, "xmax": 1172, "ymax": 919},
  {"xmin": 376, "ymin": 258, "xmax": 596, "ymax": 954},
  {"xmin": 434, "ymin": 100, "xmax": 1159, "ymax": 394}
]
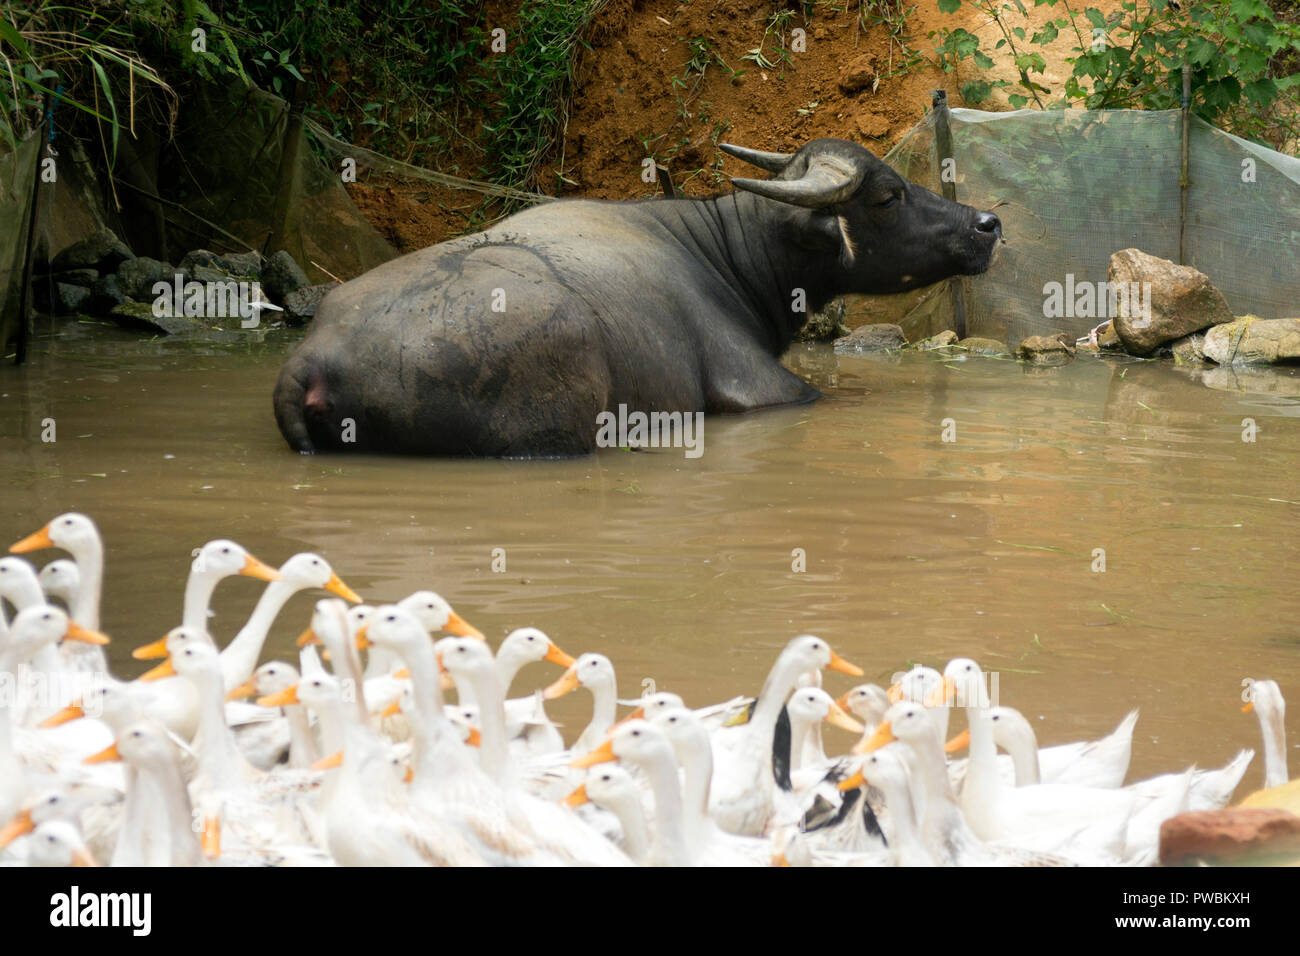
[
  {"xmin": 930, "ymin": 0, "xmax": 1300, "ymax": 151},
  {"xmin": 2, "ymin": 1, "xmax": 608, "ymax": 197},
  {"xmin": 0, "ymin": 2, "xmax": 177, "ymax": 154}
]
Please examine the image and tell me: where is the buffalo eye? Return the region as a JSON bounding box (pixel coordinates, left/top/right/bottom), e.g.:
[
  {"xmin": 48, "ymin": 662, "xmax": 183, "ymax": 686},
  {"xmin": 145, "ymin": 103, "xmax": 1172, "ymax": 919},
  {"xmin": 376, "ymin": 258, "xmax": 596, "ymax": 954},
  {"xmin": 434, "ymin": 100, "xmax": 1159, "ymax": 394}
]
[{"xmin": 877, "ymin": 195, "xmax": 899, "ymax": 208}]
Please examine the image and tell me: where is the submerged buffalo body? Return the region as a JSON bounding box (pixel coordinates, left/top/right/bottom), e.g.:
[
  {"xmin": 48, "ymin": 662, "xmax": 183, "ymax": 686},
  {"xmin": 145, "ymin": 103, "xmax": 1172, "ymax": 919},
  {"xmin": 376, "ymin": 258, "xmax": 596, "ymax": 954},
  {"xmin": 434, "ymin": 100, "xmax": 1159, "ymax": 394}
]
[{"xmin": 274, "ymin": 138, "xmax": 1001, "ymax": 456}]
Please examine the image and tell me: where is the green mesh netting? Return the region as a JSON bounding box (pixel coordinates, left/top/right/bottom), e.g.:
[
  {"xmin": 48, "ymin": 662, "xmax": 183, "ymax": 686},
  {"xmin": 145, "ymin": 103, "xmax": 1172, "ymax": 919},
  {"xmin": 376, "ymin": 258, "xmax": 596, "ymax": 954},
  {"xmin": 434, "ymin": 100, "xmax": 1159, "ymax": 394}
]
[
  {"xmin": 857, "ymin": 108, "xmax": 1300, "ymax": 345},
  {"xmin": 154, "ymin": 81, "xmax": 397, "ymax": 282}
]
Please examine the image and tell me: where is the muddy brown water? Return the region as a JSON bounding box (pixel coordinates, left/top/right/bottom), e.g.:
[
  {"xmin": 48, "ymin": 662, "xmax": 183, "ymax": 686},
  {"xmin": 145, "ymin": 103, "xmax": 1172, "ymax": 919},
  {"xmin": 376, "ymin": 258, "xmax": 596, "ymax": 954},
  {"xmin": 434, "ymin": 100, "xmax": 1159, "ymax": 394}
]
[{"xmin": 3, "ymin": 324, "xmax": 1298, "ymax": 788}]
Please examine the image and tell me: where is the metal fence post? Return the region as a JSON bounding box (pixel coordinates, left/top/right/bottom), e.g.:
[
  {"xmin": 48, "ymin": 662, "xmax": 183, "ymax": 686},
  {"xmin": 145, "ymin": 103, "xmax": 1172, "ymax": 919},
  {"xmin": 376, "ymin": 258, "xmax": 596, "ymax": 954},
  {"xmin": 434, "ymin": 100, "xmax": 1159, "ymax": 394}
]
[{"xmin": 932, "ymin": 90, "xmax": 968, "ymax": 340}]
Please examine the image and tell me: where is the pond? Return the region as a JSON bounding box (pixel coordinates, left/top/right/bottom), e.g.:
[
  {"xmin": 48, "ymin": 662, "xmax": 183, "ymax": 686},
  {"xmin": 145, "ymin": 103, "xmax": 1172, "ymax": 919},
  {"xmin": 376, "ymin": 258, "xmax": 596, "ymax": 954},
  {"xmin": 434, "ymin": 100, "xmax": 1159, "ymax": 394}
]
[{"xmin": 3, "ymin": 322, "xmax": 1297, "ymax": 785}]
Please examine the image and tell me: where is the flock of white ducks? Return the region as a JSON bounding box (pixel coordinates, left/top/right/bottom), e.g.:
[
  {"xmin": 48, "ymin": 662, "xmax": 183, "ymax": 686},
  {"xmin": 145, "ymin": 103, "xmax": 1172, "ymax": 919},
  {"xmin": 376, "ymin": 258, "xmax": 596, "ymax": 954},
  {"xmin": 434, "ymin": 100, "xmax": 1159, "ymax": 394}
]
[{"xmin": 0, "ymin": 512, "xmax": 1290, "ymax": 866}]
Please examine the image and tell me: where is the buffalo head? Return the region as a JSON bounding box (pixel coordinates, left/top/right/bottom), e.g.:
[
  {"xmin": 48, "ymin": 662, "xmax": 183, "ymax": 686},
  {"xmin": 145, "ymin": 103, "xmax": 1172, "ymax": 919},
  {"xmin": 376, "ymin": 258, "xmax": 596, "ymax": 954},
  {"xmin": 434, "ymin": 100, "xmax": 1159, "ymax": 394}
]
[{"xmin": 721, "ymin": 138, "xmax": 1001, "ymax": 296}]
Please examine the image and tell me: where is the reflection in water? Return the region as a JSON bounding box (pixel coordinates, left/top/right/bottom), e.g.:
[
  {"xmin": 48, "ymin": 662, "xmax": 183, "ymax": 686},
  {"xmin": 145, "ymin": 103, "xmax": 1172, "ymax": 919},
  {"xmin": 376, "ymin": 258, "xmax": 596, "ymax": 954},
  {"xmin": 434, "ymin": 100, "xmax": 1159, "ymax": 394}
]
[{"xmin": 2, "ymin": 329, "xmax": 1298, "ymax": 785}]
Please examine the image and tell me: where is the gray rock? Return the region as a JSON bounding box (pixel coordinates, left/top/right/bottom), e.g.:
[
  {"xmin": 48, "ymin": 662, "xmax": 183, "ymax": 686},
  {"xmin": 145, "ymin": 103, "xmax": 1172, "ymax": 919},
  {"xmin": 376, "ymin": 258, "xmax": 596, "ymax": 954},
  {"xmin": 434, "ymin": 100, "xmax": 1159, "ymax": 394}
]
[
  {"xmin": 1108, "ymin": 248, "xmax": 1233, "ymax": 355},
  {"xmin": 187, "ymin": 264, "xmax": 231, "ymax": 285},
  {"xmin": 1016, "ymin": 333, "xmax": 1075, "ymax": 366},
  {"xmin": 1168, "ymin": 331, "xmax": 1207, "ymax": 364},
  {"xmin": 1203, "ymin": 316, "xmax": 1300, "ymax": 366},
  {"xmin": 261, "ymin": 250, "xmax": 311, "ymax": 304},
  {"xmin": 956, "ymin": 336, "xmax": 1009, "ymax": 356},
  {"xmin": 914, "ymin": 329, "xmax": 958, "ymax": 350},
  {"xmin": 51, "ymin": 228, "xmax": 134, "ymax": 274},
  {"xmin": 85, "ymin": 274, "xmax": 129, "ymax": 314},
  {"xmin": 108, "ymin": 302, "xmax": 209, "ymax": 336},
  {"xmin": 213, "ymin": 250, "xmax": 262, "ymax": 278},
  {"xmin": 116, "ymin": 256, "xmax": 171, "ymax": 301},
  {"xmin": 283, "ymin": 283, "xmax": 335, "ymax": 326},
  {"xmin": 52, "ymin": 268, "xmax": 99, "ymax": 288},
  {"xmin": 54, "ymin": 282, "xmax": 92, "ymax": 314},
  {"xmin": 833, "ymin": 322, "xmax": 907, "ymax": 353},
  {"xmin": 178, "ymin": 249, "xmax": 220, "ymax": 273}
]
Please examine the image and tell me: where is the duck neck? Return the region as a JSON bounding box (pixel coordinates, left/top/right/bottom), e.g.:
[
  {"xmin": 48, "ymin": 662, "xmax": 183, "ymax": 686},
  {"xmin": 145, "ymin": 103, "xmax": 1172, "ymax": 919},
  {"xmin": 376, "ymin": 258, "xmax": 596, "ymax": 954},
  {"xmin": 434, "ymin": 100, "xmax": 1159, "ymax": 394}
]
[
  {"xmin": 963, "ymin": 706, "xmax": 1002, "ymax": 798},
  {"xmin": 752, "ymin": 652, "xmax": 805, "ymax": 733},
  {"xmin": 191, "ymin": 667, "xmax": 255, "ymax": 788},
  {"xmin": 1003, "ymin": 722, "xmax": 1042, "ymax": 786},
  {"xmin": 872, "ymin": 772, "xmax": 928, "ymax": 866},
  {"xmin": 576, "ymin": 678, "xmax": 618, "ymax": 753},
  {"xmin": 285, "ymin": 703, "xmax": 318, "ymax": 769},
  {"xmin": 182, "ymin": 570, "xmax": 219, "ymax": 631},
  {"xmin": 72, "ymin": 541, "xmax": 103, "ymax": 633},
  {"xmin": 608, "ymin": 795, "xmax": 652, "ymax": 864},
  {"xmin": 159, "ymin": 756, "xmax": 203, "ymax": 866},
  {"xmin": 464, "ymin": 668, "xmax": 509, "ymax": 780},
  {"xmin": 674, "ymin": 731, "xmax": 715, "ymax": 846},
  {"xmin": 1259, "ymin": 702, "xmax": 1289, "ymax": 789},
  {"xmin": 494, "ymin": 651, "xmax": 526, "ymax": 698},
  {"xmin": 641, "ymin": 750, "xmax": 693, "ymax": 866},
  {"xmin": 220, "ymin": 580, "xmax": 296, "ymax": 688}
]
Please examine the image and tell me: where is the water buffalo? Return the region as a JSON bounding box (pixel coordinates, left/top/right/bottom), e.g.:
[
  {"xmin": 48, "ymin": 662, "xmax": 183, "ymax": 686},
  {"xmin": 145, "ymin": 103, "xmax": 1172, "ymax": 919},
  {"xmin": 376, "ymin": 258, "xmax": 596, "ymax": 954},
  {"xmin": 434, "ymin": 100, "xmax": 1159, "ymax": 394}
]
[{"xmin": 274, "ymin": 137, "xmax": 1001, "ymax": 456}]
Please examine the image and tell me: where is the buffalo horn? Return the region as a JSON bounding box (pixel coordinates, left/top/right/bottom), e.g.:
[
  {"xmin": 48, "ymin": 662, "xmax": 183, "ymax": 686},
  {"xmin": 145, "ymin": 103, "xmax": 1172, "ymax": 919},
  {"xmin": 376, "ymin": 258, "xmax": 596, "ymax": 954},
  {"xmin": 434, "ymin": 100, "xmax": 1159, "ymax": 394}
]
[
  {"xmin": 718, "ymin": 142, "xmax": 794, "ymax": 173},
  {"xmin": 731, "ymin": 155, "xmax": 863, "ymax": 209}
]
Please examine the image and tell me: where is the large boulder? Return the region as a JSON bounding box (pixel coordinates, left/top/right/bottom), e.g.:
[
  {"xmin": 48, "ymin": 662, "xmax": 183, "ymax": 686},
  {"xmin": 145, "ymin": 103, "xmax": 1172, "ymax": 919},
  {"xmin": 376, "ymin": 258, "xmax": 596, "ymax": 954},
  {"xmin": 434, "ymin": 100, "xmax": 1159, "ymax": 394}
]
[
  {"xmin": 116, "ymin": 257, "xmax": 172, "ymax": 301},
  {"xmin": 178, "ymin": 249, "xmax": 220, "ymax": 273},
  {"xmin": 109, "ymin": 302, "xmax": 209, "ymax": 336},
  {"xmin": 1015, "ymin": 332, "xmax": 1075, "ymax": 366},
  {"xmin": 1203, "ymin": 316, "xmax": 1300, "ymax": 366},
  {"xmin": 51, "ymin": 228, "xmax": 133, "ymax": 275},
  {"xmin": 261, "ymin": 250, "xmax": 311, "ymax": 304},
  {"xmin": 52, "ymin": 268, "xmax": 99, "ymax": 288},
  {"xmin": 53, "ymin": 282, "xmax": 91, "ymax": 314},
  {"xmin": 1160, "ymin": 808, "xmax": 1300, "ymax": 865},
  {"xmin": 283, "ymin": 283, "xmax": 335, "ymax": 326},
  {"xmin": 213, "ymin": 250, "xmax": 263, "ymax": 278},
  {"xmin": 85, "ymin": 274, "xmax": 129, "ymax": 314},
  {"xmin": 1108, "ymin": 249, "xmax": 1233, "ymax": 355},
  {"xmin": 833, "ymin": 322, "xmax": 906, "ymax": 353}
]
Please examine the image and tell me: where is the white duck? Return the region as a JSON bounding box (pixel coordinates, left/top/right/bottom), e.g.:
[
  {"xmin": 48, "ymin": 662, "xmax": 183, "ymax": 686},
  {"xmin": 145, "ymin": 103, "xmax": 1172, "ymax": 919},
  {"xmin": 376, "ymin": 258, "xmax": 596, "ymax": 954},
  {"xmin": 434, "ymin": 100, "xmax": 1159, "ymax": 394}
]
[
  {"xmin": 543, "ymin": 652, "xmax": 620, "ymax": 754},
  {"xmin": 434, "ymin": 634, "xmax": 632, "ymax": 865},
  {"xmin": 295, "ymin": 670, "xmax": 485, "ymax": 866},
  {"xmin": 852, "ymin": 702, "xmax": 1076, "ymax": 866},
  {"xmin": 786, "ymin": 685, "xmax": 864, "ymax": 775},
  {"xmin": 216, "ymin": 551, "xmax": 360, "ymax": 690},
  {"xmin": 0, "ymin": 557, "xmax": 73, "ymax": 722},
  {"xmin": 161, "ymin": 640, "xmax": 322, "ymax": 861},
  {"xmin": 708, "ymin": 634, "xmax": 862, "ymax": 836},
  {"xmin": 10, "ymin": 513, "xmax": 108, "ymax": 674},
  {"xmin": 84, "ymin": 720, "xmax": 204, "ymax": 867},
  {"xmin": 563, "ymin": 764, "xmax": 651, "ymax": 865},
  {"xmin": 0, "ymin": 606, "xmax": 117, "ymax": 825},
  {"xmin": 226, "ymin": 660, "xmax": 319, "ymax": 769},
  {"xmin": 935, "ymin": 656, "xmax": 1137, "ymax": 791},
  {"xmin": 570, "ymin": 720, "xmax": 697, "ymax": 866},
  {"xmin": 36, "ymin": 559, "xmax": 80, "ymax": 611},
  {"xmin": 24, "ymin": 820, "xmax": 98, "ymax": 867}
]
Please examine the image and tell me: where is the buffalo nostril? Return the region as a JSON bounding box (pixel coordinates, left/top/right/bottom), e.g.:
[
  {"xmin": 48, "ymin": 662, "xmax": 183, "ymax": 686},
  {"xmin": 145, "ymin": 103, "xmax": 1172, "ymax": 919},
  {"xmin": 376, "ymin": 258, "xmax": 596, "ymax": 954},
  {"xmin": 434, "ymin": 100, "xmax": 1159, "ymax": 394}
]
[{"xmin": 974, "ymin": 211, "xmax": 1001, "ymax": 235}]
